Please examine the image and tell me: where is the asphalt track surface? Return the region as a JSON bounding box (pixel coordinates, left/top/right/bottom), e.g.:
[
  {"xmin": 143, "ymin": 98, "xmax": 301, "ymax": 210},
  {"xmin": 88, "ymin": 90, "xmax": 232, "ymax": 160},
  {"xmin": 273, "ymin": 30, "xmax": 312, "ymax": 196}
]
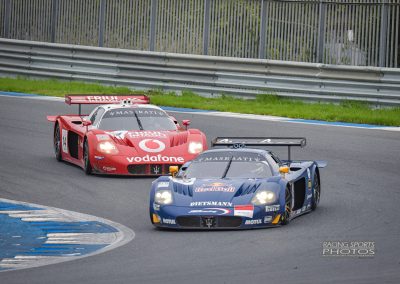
[{"xmin": 0, "ymin": 95, "xmax": 399, "ymax": 284}]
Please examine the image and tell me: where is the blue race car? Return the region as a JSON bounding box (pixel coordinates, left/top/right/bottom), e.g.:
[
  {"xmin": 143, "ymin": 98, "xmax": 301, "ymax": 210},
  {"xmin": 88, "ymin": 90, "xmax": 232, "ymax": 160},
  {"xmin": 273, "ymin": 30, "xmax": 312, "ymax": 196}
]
[{"xmin": 149, "ymin": 137, "xmax": 326, "ymax": 229}]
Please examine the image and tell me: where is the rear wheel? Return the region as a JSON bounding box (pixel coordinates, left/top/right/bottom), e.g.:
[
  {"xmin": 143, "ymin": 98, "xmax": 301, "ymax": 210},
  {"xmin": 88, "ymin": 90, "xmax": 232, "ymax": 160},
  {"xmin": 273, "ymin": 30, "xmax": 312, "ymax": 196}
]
[
  {"xmin": 281, "ymin": 186, "xmax": 292, "ymax": 225},
  {"xmin": 83, "ymin": 139, "xmax": 92, "ymax": 175},
  {"xmin": 54, "ymin": 123, "xmax": 62, "ymax": 161},
  {"xmin": 311, "ymin": 171, "xmax": 321, "ymax": 210}
]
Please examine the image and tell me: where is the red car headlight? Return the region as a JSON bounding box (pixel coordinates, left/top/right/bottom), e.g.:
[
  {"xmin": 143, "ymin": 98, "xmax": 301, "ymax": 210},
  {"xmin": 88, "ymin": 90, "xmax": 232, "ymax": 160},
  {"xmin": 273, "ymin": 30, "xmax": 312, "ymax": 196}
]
[
  {"xmin": 188, "ymin": 141, "xmax": 203, "ymax": 154},
  {"xmin": 97, "ymin": 141, "xmax": 119, "ymax": 154}
]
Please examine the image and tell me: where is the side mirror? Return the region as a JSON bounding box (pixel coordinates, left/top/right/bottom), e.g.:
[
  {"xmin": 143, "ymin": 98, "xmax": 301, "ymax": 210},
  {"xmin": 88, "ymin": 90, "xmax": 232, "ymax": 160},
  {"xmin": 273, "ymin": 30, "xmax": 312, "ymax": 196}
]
[
  {"xmin": 182, "ymin": 120, "xmax": 191, "ymax": 130},
  {"xmin": 82, "ymin": 120, "xmax": 92, "ymax": 127},
  {"xmin": 180, "ymin": 161, "xmax": 191, "ymax": 172},
  {"xmin": 170, "ymin": 116, "xmax": 179, "ymax": 125},
  {"xmin": 279, "ymin": 166, "xmax": 289, "ymax": 176},
  {"xmin": 169, "ymin": 166, "xmax": 179, "ymax": 177}
]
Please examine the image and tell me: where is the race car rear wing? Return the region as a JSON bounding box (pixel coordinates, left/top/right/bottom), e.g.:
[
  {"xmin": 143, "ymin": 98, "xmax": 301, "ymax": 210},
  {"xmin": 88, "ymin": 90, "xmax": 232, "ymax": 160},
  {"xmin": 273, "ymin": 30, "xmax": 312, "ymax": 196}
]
[
  {"xmin": 65, "ymin": 94, "xmax": 150, "ymax": 115},
  {"xmin": 211, "ymin": 137, "xmax": 306, "ymax": 161}
]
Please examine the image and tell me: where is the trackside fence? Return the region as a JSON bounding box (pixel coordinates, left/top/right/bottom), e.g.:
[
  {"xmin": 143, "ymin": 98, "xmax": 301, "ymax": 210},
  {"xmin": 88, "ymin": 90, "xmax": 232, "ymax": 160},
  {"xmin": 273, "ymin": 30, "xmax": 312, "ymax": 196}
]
[{"xmin": 0, "ymin": 0, "xmax": 399, "ymax": 68}]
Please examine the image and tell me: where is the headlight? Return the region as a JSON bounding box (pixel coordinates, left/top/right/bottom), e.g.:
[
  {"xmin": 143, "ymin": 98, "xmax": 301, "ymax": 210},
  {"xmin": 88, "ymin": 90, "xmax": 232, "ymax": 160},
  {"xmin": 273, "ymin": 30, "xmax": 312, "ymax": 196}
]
[
  {"xmin": 155, "ymin": 189, "xmax": 173, "ymax": 205},
  {"xmin": 97, "ymin": 141, "xmax": 119, "ymax": 154},
  {"xmin": 251, "ymin": 190, "xmax": 277, "ymax": 205},
  {"xmin": 188, "ymin": 141, "xmax": 203, "ymax": 154}
]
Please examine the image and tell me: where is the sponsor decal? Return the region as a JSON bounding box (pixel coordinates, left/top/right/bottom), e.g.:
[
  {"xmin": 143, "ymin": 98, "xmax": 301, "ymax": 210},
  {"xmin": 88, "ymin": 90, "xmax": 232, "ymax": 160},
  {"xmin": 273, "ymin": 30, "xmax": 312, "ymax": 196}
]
[
  {"xmin": 126, "ymin": 155, "xmax": 184, "ymax": 163},
  {"xmin": 265, "ymin": 205, "xmax": 280, "ymax": 212},
  {"xmin": 194, "ymin": 182, "xmax": 235, "ymax": 193},
  {"xmin": 61, "ymin": 129, "xmax": 68, "ymax": 154},
  {"xmin": 96, "ymin": 134, "xmax": 110, "ymax": 141},
  {"xmin": 103, "ymin": 108, "xmax": 167, "ymax": 118},
  {"xmin": 134, "ymin": 109, "xmax": 167, "ymax": 117},
  {"xmin": 87, "ymin": 95, "xmax": 120, "ymax": 102},
  {"xmin": 128, "ymin": 131, "xmax": 167, "ymax": 138},
  {"xmin": 264, "ymin": 216, "xmax": 272, "ymax": 223},
  {"xmin": 94, "ymin": 155, "xmax": 105, "ymax": 160},
  {"xmin": 234, "ymin": 205, "xmax": 254, "ymax": 218},
  {"xmin": 161, "ymin": 218, "xmax": 176, "ymax": 225},
  {"xmin": 153, "ymin": 203, "xmax": 160, "ymax": 211},
  {"xmin": 102, "ymin": 166, "xmax": 116, "ymax": 172},
  {"xmin": 196, "ymin": 156, "xmax": 262, "ymax": 162},
  {"xmin": 85, "ymin": 95, "xmax": 144, "ymax": 103},
  {"xmin": 322, "ymin": 241, "xmax": 375, "ymax": 257},
  {"xmin": 157, "ymin": 182, "xmax": 170, "ymax": 188},
  {"xmin": 139, "ymin": 139, "xmax": 166, "ymax": 153},
  {"xmin": 190, "ymin": 201, "xmax": 232, "ymax": 207},
  {"xmin": 245, "ymin": 219, "xmax": 262, "ymax": 225},
  {"xmin": 103, "ymin": 109, "xmax": 135, "ymax": 118},
  {"xmin": 188, "ymin": 208, "xmax": 230, "ymax": 215}
]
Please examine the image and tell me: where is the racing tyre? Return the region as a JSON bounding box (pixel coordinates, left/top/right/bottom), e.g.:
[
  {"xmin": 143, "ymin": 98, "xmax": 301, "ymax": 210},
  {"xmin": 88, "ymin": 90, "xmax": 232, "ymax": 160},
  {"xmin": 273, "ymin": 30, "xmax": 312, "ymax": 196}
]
[
  {"xmin": 311, "ymin": 171, "xmax": 321, "ymax": 210},
  {"xmin": 54, "ymin": 123, "xmax": 62, "ymax": 161},
  {"xmin": 83, "ymin": 139, "xmax": 92, "ymax": 175},
  {"xmin": 281, "ymin": 186, "xmax": 292, "ymax": 225},
  {"xmin": 149, "ymin": 210, "xmax": 154, "ymax": 224}
]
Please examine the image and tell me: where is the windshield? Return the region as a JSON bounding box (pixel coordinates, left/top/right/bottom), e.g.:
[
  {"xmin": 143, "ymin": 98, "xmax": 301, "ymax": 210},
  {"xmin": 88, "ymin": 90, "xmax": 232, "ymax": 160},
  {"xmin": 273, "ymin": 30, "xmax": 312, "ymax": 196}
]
[
  {"xmin": 98, "ymin": 108, "xmax": 177, "ymax": 131},
  {"xmin": 183, "ymin": 152, "xmax": 272, "ymax": 179}
]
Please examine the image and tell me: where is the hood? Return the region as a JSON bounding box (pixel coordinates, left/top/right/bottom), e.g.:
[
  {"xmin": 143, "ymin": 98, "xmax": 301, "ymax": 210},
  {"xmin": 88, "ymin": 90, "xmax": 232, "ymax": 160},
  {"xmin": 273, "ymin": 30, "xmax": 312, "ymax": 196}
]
[{"xmin": 170, "ymin": 178, "xmax": 279, "ymax": 206}]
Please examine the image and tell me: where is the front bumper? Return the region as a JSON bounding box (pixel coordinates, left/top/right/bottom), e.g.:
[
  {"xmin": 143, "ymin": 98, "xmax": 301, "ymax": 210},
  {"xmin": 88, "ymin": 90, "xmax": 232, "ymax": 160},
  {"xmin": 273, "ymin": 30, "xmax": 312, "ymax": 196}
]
[
  {"xmin": 91, "ymin": 155, "xmax": 183, "ymax": 175},
  {"xmin": 150, "ymin": 204, "xmax": 283, "ymax": 230}
]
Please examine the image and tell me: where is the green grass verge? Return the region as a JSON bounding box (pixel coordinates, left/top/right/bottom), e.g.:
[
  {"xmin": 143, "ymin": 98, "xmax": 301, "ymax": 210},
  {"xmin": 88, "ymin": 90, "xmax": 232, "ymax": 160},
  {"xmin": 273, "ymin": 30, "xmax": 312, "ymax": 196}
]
[{"xmin": 1, "ymin": 77, "xmax": 399, "ymax": 126}]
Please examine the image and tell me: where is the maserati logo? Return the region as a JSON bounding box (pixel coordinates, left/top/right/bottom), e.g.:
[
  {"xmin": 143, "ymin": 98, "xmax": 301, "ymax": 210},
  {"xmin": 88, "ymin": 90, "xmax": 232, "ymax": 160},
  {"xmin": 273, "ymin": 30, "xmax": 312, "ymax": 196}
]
[
  {"xmin": 139, "ymin": 139, "xmax": 165, "ymax": 153},
  {"xmin": 202, "ymin": 217, "xmax": 216, "ymax": 228},
  {"xmin": 152, "ymin": 165, "xmax": 160, "ymax": 175}
]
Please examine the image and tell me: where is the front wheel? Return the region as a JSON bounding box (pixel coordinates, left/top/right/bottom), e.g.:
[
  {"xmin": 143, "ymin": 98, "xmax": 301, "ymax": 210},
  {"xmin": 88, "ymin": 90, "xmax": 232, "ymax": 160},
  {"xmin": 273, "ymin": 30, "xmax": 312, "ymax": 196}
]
[
  {"xmin": 311, "ymin": 171, "xmax": 321, "ymax": 210},
  {"xmin": 281, "ymin": 186, "xmax": 292, "ymax": 225},
  {"xmin": 54, "ymin": 123, "xmax": 62, "ymax": 161},
  {"xmin": 83, "ymin": 139, "xmax": 92, "ymax": 175}
]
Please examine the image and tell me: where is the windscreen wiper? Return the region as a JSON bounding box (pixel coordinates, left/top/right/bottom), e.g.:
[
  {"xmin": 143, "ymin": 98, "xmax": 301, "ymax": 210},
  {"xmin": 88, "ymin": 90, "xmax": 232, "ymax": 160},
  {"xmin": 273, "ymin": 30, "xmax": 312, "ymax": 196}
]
[
  {"xmin": 133, "ymin": 111, "xmax": 144, "ymax": 130},
  {"xmin": 222, "ymin": 156, "xmax": 233, "ymax": 178}
]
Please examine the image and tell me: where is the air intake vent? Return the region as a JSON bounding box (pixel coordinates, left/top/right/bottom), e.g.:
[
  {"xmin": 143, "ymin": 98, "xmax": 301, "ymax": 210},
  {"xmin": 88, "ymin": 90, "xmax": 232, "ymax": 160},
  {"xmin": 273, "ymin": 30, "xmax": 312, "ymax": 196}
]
[
  {"xmin": 176, "ymin": 216, "xmax": 242, "ymax": 228},
  {"xmin": 234, "ymin": 182, "xmax": 262, "ymax": 197},
  {"xmin": 172, "ymin": 183, "xmax": 193, "ymax": 197}
]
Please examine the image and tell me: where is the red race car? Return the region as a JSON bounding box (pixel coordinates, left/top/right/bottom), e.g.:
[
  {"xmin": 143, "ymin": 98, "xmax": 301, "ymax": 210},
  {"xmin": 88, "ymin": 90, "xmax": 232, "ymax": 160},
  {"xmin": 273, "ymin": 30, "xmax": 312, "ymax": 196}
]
[{"xmin": 47, "ymin": 95, "xmax": 207, "ymax": 175}]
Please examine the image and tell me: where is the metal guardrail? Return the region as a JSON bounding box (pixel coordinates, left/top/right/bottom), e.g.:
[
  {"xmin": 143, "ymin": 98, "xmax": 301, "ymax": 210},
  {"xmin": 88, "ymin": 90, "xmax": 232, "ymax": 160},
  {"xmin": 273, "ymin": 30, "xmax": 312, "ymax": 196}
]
[{"xmin": 0, "ymin": 39, "xmax": 399, "ymax": 106}]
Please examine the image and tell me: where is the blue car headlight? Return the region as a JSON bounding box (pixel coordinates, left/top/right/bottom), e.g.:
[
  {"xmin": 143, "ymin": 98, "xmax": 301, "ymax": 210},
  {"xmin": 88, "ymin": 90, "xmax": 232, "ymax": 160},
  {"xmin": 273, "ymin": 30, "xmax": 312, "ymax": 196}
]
[
  {"xmin": 251, "ymin": 190, "xmax": 277, "ymax": 205},
  {"xmin": 155, "ymin": 189, "xmax": 173, "ymax": 205}
]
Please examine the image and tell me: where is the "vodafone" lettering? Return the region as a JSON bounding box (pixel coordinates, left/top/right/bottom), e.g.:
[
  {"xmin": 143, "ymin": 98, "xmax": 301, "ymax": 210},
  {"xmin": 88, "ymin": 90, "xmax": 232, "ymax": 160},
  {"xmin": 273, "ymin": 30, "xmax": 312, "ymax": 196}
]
[{"xmin": 126, "ymin": 155, "xmax": 185, "ymax": 163}]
